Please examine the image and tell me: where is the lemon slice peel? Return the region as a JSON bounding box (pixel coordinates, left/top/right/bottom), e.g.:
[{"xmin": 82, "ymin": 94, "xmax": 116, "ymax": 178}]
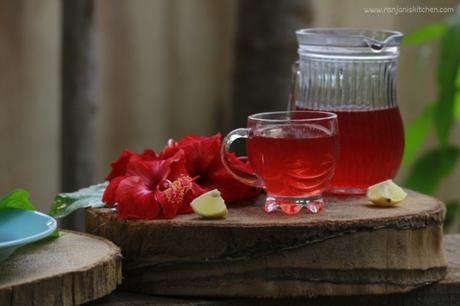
[
  {"xmin": 367, "ymin": 179, "xmax": 407, "ymax": 206},
  {"xmin": 191, "ymin": 189, "xmax": 228, "ymax": 219}
]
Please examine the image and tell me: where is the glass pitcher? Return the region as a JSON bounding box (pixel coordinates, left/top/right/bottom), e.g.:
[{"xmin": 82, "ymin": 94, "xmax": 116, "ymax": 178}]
[{"xmin": 289, "ymin": 28, "xmax": 404, "ymax": 195}]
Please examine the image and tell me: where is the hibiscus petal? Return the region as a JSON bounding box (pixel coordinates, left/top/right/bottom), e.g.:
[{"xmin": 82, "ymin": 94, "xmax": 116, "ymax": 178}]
[
  {"xmin": 142, "ymin": 149, "xmax": 158, "ymax": 160},
  {"xmin": 204, "ymin": 153, "xmax": 260, "ymax": 203},
  {"xmin": 102, "ymin": 176, "xmax": 124, "ymax": 206},
  {"xmin": 148, "ymin": 148, "xmax": 189, "ymax": 183},
  {"xmin": 156, "ymin": 175, "xmax": 194, "ymax": 218},
  {"xmin": 106, "ymin": 150, "xmax": 135, "ymax": 180},
  {"xmin": 167, "ymin": 149, "xmax": 190, "ymax": 180},
  {"xmin": 158, "ymin": 139, "xmax": 179, "ymax": 159},
  {"xmin": 106, "ymin": 148, "xmax": 158, "ymax": 180},
  {"xmin": 204, "ymin": 169, "xmax": 260, "ymax": 202},
  {"xmin": 115, "ymin": 176, "xmax": 160, "ymax": 219},
  {"xmin": 126, "ymin": 159, "xmax": 170, "ymax": 189},
  {"xmin": 175, "ymin": 133, "xmax": 221, "ymax": 176}
]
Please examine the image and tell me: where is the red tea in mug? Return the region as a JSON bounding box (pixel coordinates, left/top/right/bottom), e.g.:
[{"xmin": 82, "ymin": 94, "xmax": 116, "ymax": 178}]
[
  {"xmin": 246, "ymin": 124, "xmax": 338, "ymax": 197},
  {"xmin": 222, "ymin": 111, "xmax": 338, "ymax": 214}
]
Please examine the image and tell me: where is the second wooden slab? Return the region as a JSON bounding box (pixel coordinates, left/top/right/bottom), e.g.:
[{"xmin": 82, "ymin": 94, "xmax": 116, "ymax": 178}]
[
  {"xmin": 86, "ymin": 190, "xmax": 447, "ymax": 298},
  {"xmin": 90, "ymin": 234, "xmax": 460, "ymax": 306},
  {"xmin": 0, "ymin": 230, "xmax": 122, "ymax": 306}
]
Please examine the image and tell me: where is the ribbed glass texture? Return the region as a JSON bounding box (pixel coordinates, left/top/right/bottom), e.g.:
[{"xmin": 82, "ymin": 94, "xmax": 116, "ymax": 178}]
[{"xmin": 296, "ymin": 56, "xmax": 397, "ymax": 111}]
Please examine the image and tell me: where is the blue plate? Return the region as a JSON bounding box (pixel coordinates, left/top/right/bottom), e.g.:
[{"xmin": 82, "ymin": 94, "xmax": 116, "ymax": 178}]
[{"xmin": 0, "ymin": 208, "xmax": 57, "ymax": 263}]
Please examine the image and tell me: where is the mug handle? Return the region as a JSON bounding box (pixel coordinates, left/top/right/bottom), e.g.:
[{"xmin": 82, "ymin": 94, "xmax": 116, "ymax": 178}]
[
  {"xmin": 221, "ymin": 128, "xmax": 263, "ymax": 188},
  {"xmin": 288, "ymin": 60, "xmax": 301, "ymax": 111}
]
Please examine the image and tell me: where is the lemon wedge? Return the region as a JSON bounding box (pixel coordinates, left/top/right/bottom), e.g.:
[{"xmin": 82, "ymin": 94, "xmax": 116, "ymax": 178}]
[
  {"xmin": 191, "ymin": 189, "xmax": 228, "ymax": 219},
  {"xmin": 367, "ymin": 179, "xmax": 407, "ymax": 206}
]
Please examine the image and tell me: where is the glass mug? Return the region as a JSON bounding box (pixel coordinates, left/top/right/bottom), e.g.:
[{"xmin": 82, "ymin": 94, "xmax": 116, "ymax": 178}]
[
  {"xmin": 221, "ymin": 111, "xmax": 338, "ymax": 214},
  {"xmin": 289, "ymin": 28, "xmax": 405, "ymax": 195}
]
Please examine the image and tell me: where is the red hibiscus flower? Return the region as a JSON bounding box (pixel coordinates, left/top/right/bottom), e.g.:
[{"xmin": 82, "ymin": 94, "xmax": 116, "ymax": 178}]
[
  {"xmin": 103, "ymin": 133, "xmax": 260, "ymax": 220},
  {"xmin": 161, "ymin": 133, "xmax": 259, "ymax": 202},
  {"xmin": 105, "ymin": 149, "xmax": 157, "ymax": 181},
  {"xmin": 103, "ymin": 149, "xmax": 192, "ymax": 219}
]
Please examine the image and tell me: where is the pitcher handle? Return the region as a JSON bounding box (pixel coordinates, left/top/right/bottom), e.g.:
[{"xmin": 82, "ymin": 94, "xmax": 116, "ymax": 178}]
[
  {"xmin": 221, "ymin": 128, "xmax": 263, "ymax": 188},
  {"xmin": 288, "ymin": 60, "xmax": 301, "ymax": 111}
]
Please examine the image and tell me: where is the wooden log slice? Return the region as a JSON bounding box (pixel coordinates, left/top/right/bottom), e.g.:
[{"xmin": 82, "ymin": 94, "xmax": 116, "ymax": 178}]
[
  {"xmin": 89, "ymin": 234, "xmax": 460, "ymax": 306},
  {"xmin": 86, "ymin": 190, "xmax": 447, "ymax": 298},
  {"xmin": 0, "ymin": 230, "xmax": 122, "ymax": 306}
]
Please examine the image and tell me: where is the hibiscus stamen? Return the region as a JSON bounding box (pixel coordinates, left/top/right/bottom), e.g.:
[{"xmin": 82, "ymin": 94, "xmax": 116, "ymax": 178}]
[
  {"xmin": 167, "ymin": 139, "xmax": 176, "ymax": 148},
  {"xmin": 162, "ymin": 180, "xmax": 172, "ymax": 189},
  {"xmin": 162, "ymin": 175, "xmax": 193, "ymax": 205}
]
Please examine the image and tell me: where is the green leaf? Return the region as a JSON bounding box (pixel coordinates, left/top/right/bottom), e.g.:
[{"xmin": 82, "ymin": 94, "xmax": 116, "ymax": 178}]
[
  {"xmin": 49, "ymin": 183, "xmax": 108, "ymax": 219},
  {"xmin": 402, "ymin": 103, "xmax": 435, "ymax": 167},
  {"xmin": 404, "ymin": 23, "xmax": 446, "ymax": 45},
  {"xmin": 435, "ymin": 10, "xmax": 460, "ymax": 146},
  {"xmin": 49, "ymin": 229, "xmax": 60, "ymax": 238},
  {"xmin": 0, "ymin": 189, "xmax": 36, "ymax": 211},
  {"xmin": 404, "ymin": 146, "xmax": 460, "ymax": 195},
  {"xmin": 455, "ymin": 68, "xmax": 460, "ymax": 121},
  {"xmin": 455, "ymin": 92, "xmax": 460, "ymax": 121},
  {"xmin": 445, "ymin": 200, "xmax": 460, "ymax": 228}
]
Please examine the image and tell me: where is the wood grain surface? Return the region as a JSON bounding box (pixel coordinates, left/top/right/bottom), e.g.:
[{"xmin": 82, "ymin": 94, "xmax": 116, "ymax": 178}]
[
  {"xmin": 90, "ymin": 234, "xmax": 460, "ymax": 306},
  {"xmin": 0, "ymin": 230, "xmax": 122, "ymax": 306},
  {"xmin": 86, "ymin": 190, "xmax": 447, "ymax": 298}
]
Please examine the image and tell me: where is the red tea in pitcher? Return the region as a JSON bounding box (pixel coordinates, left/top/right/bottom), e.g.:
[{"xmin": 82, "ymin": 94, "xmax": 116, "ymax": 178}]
[
  {"xmin": 297, "ymin": 107, "xmax": 404, "ymax": 194},
  {"xmin": 246, "ymin": 124, "xmax": 338, "ymax": 197},
  {"xmin": 289, "ymin": 28, "xmax": 405, "ymax": 194}
]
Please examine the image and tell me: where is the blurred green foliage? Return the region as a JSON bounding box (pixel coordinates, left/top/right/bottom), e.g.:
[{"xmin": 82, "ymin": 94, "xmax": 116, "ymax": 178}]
[{"xmin": 403, "ymin": 8, "xmax": 460, "ymax": 231}]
